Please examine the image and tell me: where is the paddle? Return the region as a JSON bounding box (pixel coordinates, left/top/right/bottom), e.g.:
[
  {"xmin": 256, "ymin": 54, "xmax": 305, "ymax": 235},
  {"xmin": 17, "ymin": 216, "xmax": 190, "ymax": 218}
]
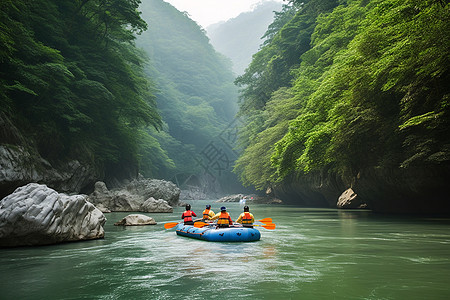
[
  {"xmin": 164, "ymin": 222, "xmax": 180, "ymax": 229},
  {"xmin": 193, "ymin": 221, "xmax": 212, "ymax": 228},
  {"xmin": 193, "ymin": 221, "xmax": 276, "ymax": 230},
  {"xmin": 163, "ymin": 218, "xmax": 202, "ymax": 229},
  {"xmin": 254, "ymin": 223, "xmax": 276, "ymax": 230},
  {"xmin": 258, "ymin": 218, "xmax": 272, "ymax": 223}
]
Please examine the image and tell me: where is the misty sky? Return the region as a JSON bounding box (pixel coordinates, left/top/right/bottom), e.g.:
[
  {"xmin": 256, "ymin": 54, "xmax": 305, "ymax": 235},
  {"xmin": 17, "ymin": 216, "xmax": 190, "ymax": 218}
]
[{"xmin": 164, "ymin": 0, "xmax": 285, "ymax": 28}]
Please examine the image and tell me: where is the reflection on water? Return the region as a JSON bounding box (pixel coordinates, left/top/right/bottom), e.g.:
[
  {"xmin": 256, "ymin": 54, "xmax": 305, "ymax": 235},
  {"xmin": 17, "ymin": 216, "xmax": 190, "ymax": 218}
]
[{"xmin": 1, "ymin": 202, "xmax": 450, "ymax": 299}]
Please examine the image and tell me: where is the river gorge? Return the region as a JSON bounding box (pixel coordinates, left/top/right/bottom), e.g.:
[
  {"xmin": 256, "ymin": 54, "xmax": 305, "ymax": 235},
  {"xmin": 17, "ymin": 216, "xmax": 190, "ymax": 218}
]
[{"xmin": 1, "ymin": 201, "xmax": 449, "ymax": 299}]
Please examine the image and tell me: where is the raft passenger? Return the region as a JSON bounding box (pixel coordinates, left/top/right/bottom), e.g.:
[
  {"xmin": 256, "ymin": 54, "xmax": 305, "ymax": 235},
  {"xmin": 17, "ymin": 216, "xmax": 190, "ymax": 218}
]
[
  {"xmin": 181, "ymin": 204, "xmax": 197, "ymax": 225},
  {"xmin": 236, "ymin": 205, "xmax": 255, "ymax": 228},
  {"xmin": 211, "ymin": 206, "xmax": 233, "ymax": 228},
  {"xmin": 202, "ymin": 205, "xmax": 215, "ymax": 221}
]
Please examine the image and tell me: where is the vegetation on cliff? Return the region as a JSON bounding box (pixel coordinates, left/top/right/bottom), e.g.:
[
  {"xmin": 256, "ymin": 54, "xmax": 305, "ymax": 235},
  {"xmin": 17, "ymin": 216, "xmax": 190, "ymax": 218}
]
[
  {"xmin": 0, "ymin": 0, "xmax": 161, "ymax": 179},
  {"xmin": 234, "ymin": 0, "xmax": 450, "ymax": 193}
]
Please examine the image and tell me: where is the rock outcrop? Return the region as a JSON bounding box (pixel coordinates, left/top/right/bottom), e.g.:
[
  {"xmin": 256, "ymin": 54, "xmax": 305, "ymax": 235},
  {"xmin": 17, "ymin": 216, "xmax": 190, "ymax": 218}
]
[
  {"xmin": 0, "ymin": 183, "xmax": 106, "ymax": 247},
  {"xmin": 141, "ymin": 197, "xmax": 173, "ymax": 213},
  {"xmin": 0, "ymin": 145, "xmax": 96, "ymax": 200},
  {"xmin": 114, "ymin": 214, "xmax": 156, "ymax": 226},
  {"xmin": 217, "ymin": 194, "xmax": 283, "ymax": 204},
  {"xmin": 337, "ymin": 188, "xmax": 367, "ymax": 209},
  {"xmin": 125, "ymin": 177, "xmax": 180, "ymax": 206},
  {"xmin": 88, "ymin": 179, "xmax": 177, "ymax": 213},
  {"xmin": 273, "ymin": 165, "xmax": 450, "ymax": 213}
]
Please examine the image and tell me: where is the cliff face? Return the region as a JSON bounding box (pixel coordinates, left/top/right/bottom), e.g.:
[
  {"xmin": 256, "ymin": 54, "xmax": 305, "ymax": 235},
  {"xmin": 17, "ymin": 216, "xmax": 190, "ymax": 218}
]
[
  {"xmin": 352, "ymin": 166, "xmax": 450, "ymax": 214},
  {"xmin": 272, "ymin": 171, "xmax": 347, "ymax": 208},
  {"xmin": 0, "ymin": 144, "xmax": 97, "ymax": 199},
  {"xmin": 273, "ymin": 165, "xmax": 450, "ymax": 214},
  {"xmin": 0, "ymin": 113, "xmax": 97, "ymax": 198}
]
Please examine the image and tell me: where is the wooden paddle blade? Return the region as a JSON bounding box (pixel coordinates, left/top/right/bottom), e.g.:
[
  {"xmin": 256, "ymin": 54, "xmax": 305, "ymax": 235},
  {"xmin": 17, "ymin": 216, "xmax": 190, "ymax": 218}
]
[
  {"xmin": 258, "ymin": 218, "xmax": 272, "ymax": 223},
  {"xmin": 164, "ymin": 222, "xmax": 179, "ymax": 229},
  {"xmin": 262, "ymin": 223, "xmax": 276, "ymax": 230}
]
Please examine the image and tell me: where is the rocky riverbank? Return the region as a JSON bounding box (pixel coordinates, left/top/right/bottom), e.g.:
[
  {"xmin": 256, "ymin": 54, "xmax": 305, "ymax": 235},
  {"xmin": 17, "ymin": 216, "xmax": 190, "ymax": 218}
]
[
  {"xmin": 272, "ymin": 165, "xmax": 450, "ymax": 214},
  {"xmin": 0, "ymin": 176, "xmax": 181, "ymax": 247}
]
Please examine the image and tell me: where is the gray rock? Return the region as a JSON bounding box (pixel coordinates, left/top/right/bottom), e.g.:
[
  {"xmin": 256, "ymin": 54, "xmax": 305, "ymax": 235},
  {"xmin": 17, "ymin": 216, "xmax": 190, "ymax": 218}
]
[
  {"xmin": 114, "ymin": 214, "xmax": 156, "ymax": 226},
  {"xmin": 0, "ymin": 183, "xmax": 106, "ymax": 247},
  {"xmin": 216, "ymin": 194, "xmax": 242, "ymax": 202},
  {"xmin": 88, "ymin": 179, "xmax": 177, "ymax": 212},
  {"xmin": 141, "ymin": 197, "xmax": 173, "ymax": 213},
  {"xmin": 0, "ymin": 144, "xmax": 96, "ymax": 199},
  {"xmin": 216, "ymin": 194, "xmax": 282, "ymax": 204},
  {"xmin": 125, "ymin": 177, "xmax": 180, "ymax": 206}
]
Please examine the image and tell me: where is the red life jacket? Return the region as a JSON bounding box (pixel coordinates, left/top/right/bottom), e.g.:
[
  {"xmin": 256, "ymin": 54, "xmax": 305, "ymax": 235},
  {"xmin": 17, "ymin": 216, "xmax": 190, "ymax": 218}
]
[
  {"xmin": 217, "ymin": 212, "xmax": 231, "ymax": 225},
  {"xmin": 242, "ymin": 212, "xmax": 253, "ymax": 224},
  {"xmin": 183, "ymin": 210, "xmax": 193, "ymax": 222}
]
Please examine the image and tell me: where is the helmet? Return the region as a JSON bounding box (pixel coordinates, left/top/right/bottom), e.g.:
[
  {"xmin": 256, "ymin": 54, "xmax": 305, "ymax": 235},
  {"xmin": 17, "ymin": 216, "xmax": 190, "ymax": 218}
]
[
  {"xmin": 220, "ymin": 206, "xmax": 226, "ymax": 211},
  {"xmin": 206, "ymin": 205, "xmax": 211, "ymax": 209},
  {"xmin": 244, "ymin": 205, "xmax": 249, "ymax": 212},
  {"xmin": 186, "ymin": 204, "xmax": 191, "ymax": 210}
]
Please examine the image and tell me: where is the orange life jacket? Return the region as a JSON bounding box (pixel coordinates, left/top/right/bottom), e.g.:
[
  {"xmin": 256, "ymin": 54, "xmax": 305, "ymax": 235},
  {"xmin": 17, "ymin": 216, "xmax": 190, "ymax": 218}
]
[
  {"xmin": 182, "ymin": 210, "xmax": 193, "ymax": 222},
  {"xmin": 217, "ymin": 212, "xmax": 231, "ymax": 225},
  {"xmin": 242, "ymin": 212, "xmax": 253, "ymax": 224},
  {"xmin": 203, "ymin": 209, "xmax": 211, "ymax": 219}
]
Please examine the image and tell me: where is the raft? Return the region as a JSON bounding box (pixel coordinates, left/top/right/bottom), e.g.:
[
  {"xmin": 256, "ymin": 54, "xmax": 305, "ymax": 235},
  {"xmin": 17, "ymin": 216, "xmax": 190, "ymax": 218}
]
[{"xmin": 175, "ymin": 223, "xmax": 261, "ymax": 242}]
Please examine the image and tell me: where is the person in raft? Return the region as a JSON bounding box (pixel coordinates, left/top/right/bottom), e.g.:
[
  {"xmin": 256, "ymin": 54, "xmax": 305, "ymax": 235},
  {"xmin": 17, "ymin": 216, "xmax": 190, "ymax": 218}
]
[
  {"xmin": 235, "ymin": 205, "xmax": 255, "ymax": 228},
  {"xmin": 181, "ymin": 204, "xmax": 197, "ymax": 225},
  {"xmin": 211, "ymin": 206, "xmax": 233, "ymax": 228},
  {"xmin": 202, "ymin": 204, "xmax": 215, "ymax": 221}
]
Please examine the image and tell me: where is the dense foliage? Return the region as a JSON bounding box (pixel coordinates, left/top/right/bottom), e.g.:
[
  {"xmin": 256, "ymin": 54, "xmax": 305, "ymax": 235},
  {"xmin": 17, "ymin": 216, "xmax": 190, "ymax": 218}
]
[
  {"xmin": 234, "ymin": 0, "xmax": 449, "ymax": 190},
  {"xmin": 0, "ymin": 0, "xmax": 161, "ymax": 179},
  {"xmin": 136, "ymin": 0, "xmax": 240, "ymax": 188}
]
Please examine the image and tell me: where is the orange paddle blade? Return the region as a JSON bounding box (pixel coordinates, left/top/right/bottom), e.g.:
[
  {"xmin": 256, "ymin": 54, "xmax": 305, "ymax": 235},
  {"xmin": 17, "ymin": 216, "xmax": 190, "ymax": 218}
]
[
  {"xmin": 262, "ymin": 223, "xmax": 276, "ymax": 230},
  {"xmin": 254, "ymin": 223, "xmax": 276, "ymax": 230},
  {"xmin": 258, "ymin": 218, "xmax": 272, "ymax": 223},
  {"xmin": 164, "ymin": 222, "xmax": 179, "ymax": 229},
  {"xmin": 194, "ymin": 222, "xmax": 208, "ymax": 228}
]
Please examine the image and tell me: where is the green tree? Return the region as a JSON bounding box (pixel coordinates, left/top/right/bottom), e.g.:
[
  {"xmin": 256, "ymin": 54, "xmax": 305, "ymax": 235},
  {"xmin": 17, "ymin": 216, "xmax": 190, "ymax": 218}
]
[{"xmin": 0, "ymin": 0, "xmax": 161, "ymax": 181}]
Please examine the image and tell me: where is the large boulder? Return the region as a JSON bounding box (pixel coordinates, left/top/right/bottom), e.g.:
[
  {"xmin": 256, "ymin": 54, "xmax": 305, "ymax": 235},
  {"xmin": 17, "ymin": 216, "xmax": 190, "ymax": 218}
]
[
  {"xmin": 0, "ymin": 183, "xmax": 106, "ymax": 247},
  {"xmin": 216, "ymin": 194, "xmax": 282, "ymax": 204},
  {"xmin": 88, "ymin": 180, "xmax": 176, "ymax": 213},
  {"xmin": 217, "ymin": 194, "xmax": 242, "ymax": 202},
  {"xmin": 337, "ymin": 188, "xmax": 367, "ymax": 209},
  {"xmin": 141, "ymin": 197, "xmax": 173, "ymax": 213},
  {"xmin": 114, "ymin": 214, "xmax": 156, "ymax": 226},
  {"xmin": 125, "ymin": 177, "xmax": 180, "ymax": 206}
]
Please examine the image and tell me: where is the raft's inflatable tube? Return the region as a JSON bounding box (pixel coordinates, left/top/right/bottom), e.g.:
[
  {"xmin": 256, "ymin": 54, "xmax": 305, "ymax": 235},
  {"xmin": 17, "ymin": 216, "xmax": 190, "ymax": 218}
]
[{"xmin": 175, "ymin": 224, "xmax": 260, "ymax": 242}]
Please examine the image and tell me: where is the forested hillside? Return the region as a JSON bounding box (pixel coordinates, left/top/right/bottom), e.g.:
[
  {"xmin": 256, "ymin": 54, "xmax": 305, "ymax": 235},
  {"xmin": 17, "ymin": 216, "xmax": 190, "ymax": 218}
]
[
  {"xmin": 136, "ymin": 0, "xmax": 241, "ymax": 194},
  {"xmin": 0, "ymin": 0, "xmax": 161, "ymax": 196},
  {"xmin": 207, "ymin": 1, "xmax": 283, "ymax": 75},
  {"xmin": 234, "ymin": 0, "xmax": 450, "ymax": 212}
]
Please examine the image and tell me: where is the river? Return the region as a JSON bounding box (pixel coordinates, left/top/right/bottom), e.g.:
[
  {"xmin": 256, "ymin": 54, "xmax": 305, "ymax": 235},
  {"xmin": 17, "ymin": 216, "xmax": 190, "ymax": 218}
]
[{"xmin": 1, "ymin": 200, "xmax": 449, "ymax": 299}]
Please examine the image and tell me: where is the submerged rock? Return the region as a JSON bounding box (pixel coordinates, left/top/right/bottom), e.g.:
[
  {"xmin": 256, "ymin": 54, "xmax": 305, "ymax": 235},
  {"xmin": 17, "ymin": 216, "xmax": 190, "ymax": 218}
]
[
  {"xmin": 114, "ymin": 214, "xmax": 156, "ymax": 226},
  {"xmin": 0, "ymin": 183, "xmax": 106, "ymax": 247}
]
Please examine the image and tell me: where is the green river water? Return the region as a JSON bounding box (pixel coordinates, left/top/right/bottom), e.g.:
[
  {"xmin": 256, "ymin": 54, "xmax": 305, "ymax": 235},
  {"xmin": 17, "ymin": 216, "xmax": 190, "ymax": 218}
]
[{"xmin": 1, "ymin": 200, "xmax": 450, "ymax": 300}]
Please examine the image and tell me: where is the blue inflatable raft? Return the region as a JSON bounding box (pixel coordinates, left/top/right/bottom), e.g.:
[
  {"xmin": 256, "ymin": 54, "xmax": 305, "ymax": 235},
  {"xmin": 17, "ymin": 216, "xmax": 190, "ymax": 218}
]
[{"xmin": 175, "ymin": 223, "xmax": 260, "ymax": 242}]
